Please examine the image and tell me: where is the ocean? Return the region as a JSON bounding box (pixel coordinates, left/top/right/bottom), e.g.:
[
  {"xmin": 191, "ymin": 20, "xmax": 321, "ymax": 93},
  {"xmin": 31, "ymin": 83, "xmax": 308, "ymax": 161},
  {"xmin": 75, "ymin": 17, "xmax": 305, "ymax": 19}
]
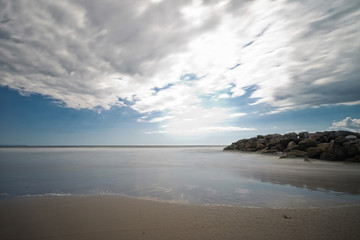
[{"xmin": 1, "ymin": 146, "xmax": 359, "ymax": 207}]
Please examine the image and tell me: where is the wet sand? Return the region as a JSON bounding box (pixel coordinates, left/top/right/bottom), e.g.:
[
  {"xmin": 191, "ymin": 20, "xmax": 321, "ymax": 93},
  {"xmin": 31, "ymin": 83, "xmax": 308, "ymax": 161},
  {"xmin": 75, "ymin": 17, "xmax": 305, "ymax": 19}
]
[{"xmin": 1, "ymin": 195, "xmax": 359, "ymax": 240}]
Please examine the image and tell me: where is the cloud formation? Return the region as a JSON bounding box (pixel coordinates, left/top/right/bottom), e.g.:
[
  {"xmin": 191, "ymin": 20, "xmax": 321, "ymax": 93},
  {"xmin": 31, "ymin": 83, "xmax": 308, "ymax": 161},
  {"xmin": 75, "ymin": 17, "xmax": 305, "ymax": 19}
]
[
  {"xmin": 331, "ymin": 117, "xmax": 360, "ymax": 132},
  {"xmin": 0, "ymin": 0, "xmax": 359, "ymax": 121}
]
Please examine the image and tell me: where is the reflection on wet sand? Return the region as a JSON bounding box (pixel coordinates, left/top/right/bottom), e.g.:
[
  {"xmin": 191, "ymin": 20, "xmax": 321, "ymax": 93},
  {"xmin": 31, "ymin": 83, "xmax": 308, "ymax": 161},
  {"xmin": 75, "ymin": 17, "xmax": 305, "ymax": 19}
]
[{"xmin": 234, "ymin": 158, "xmax": 360, "ymax": 195}]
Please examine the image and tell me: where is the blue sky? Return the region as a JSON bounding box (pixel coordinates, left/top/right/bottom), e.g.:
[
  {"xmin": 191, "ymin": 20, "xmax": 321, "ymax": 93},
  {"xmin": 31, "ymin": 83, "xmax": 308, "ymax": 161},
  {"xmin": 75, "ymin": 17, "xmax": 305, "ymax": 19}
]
[{"xmin": 0, "ymin": 0, "xmax": 360, "ymax": 145}]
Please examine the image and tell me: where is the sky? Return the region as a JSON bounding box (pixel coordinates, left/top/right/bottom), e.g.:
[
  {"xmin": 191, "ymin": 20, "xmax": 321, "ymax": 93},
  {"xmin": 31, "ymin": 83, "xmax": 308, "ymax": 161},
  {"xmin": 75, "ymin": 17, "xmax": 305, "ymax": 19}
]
[{"xmin": 0, "ymin": 0, "xmax": 360, "ymax": 145}]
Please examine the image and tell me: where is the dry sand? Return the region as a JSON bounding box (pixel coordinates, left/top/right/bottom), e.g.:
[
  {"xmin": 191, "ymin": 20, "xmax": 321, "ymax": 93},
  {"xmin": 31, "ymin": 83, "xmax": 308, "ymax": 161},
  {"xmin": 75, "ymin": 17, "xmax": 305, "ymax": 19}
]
[{"xmin": 1, "ymin": 195, "xmax": 359, "ymax": 240}]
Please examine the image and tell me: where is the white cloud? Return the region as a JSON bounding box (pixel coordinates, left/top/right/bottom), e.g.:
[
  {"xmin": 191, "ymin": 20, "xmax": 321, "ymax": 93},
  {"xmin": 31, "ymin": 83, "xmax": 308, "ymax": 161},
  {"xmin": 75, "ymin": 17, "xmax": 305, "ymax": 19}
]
[
  {"xmin": 149, "ymin": 116, "xmax": 174, "ymax": 123},
  {"xmin": 198, "ymin": 126, "xmax": 257, "ymax": 132},
  {"xmin": 0, "ymin": 0, "xmax": 359, "ymax": 120},
  {"xmin": 230, "ymin": 112, "xmax": 247, "ymax": 118},
  {"xmin": 150, "ymin": 0, "xmax": 164, "ymax": 4},
  {"xmin": 145, "ymin": 106, "xmax": 255, "ymax": 135},
  {"xmin": 218, "ymin": 93, "xmax": 230, "ymax": 99},
  {"xmin": 132, "ymin": 84, "xmax": 200, "ymax": 113},
  {"xmin": 145, "ymin": 130, "xmax": 167, "ymax": 134},
  {"xmin": 330, "ymin": 117, "xmax": 360, "ymax": 132},
  {"xmin": 146, "ymin": 126, "xmax": 256, "ymax": 135}
]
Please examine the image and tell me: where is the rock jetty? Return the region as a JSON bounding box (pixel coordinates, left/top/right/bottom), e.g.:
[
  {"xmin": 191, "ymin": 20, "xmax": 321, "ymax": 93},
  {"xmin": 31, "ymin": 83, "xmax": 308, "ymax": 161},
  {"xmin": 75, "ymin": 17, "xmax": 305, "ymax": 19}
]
[{"xmin": 223, "ymin": 131, "xmax": 360, "ymax": 162}]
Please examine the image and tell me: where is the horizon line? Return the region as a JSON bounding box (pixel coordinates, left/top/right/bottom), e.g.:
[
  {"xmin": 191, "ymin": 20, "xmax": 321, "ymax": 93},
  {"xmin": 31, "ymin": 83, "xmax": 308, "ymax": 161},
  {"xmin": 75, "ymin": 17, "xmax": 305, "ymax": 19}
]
[{"xmin": 0, "ymin": 144, "xmax": 227, "ymax": 148}]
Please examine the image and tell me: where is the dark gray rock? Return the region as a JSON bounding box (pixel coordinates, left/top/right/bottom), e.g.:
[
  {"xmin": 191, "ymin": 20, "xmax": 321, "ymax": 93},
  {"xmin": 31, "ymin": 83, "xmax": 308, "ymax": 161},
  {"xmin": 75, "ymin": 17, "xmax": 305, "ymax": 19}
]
[
  {"xmin": 335, "ymin": 131, "xmax": 357, "ymax": 138},
  {"xmin": 298, "ymin": 138, "xmax": 318, "ymax": 148},
  {"xmin": 274, "ymin": 144, "xmax": 285, "ymax": 151},
  {"xmin": 342, "ymin": 141, "xmax": 360, "ymax": 158},
  {"xmin": 246, "ymin": 148, "xmax": 257, "ymax": 152},
  {"xmin": 264, "ymin": 134, "xmax": 281, "ymax": 140},
  {"xmin": 259, "ymin": 138, "xmax": 268, "ymax": 145},
  {"xmin": 320, "ymin": 140, "xmax": 346, "ymax": 161},
  {"xmin": 334, "ymin": 136, "xmax": 348, "ymax": 145},
  {"xmin": 325, "ymin": 131, "xmax": 337, "ymax": 141},
  {"xmin": 345, "ymin": 157, "xmax": 360, "ymax": 162},
  {"xmin": 223, "ymin": 130, "xmax": 360, "ymax": 162},
  {"xmin": 279, "ymin": 138, "xmax": 293, "ymax": 148},
  {"xmin": 345, "ymin": 135, "xmax": 357, "ymax": 141},
  {"xmin": 283, "ymin": 132, "xmax": 298, "ymax": 139},
  {"xmin": 285, "ymin": 150, "xmax": 307, "ymax": 157},
  {"xmin": 261, "ymin": 149, "xmax": 278, "ymax": 154},
  {"xmin": 309, "ymin": 132, "xmax": 321, "ymax": 141},
  {"xmin": 299, "ymin": 131, "xmax": 309, "ymax": 139},
  {"xmin": 306, "ymin": 147, "xmax": 323, "ymax": 158},
  {"xmin": 318, "ymin": 142, "xmax": 329, "ymax": 151},
  {"xmin": 269, "ymin": 138, "xmax": 281, "ymax": 147},
  {"xmin": 245, "ymin": 141, "xmax": 257, "ymax": 150},
  {"xmin": 224, "ymin": 143, "xmax": 237, "ymax": 150},
  {"xmin": 348, "ymin": 154, "xmax": 360, "ymax": 162},
  {"xmin": 256, "ymin": 143, "xmax": 266, "ymax": 150},
  {"xmin": 287, "ymin": 141, "xmax": 297, "ymax": 149}
]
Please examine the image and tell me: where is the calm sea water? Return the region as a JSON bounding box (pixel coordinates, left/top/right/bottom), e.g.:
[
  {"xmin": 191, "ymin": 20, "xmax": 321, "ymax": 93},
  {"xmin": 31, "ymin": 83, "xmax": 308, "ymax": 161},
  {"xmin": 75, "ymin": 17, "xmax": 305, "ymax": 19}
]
[{"xmin": 1, "ymin": 146, "xmax": 360, "ymax": 207}]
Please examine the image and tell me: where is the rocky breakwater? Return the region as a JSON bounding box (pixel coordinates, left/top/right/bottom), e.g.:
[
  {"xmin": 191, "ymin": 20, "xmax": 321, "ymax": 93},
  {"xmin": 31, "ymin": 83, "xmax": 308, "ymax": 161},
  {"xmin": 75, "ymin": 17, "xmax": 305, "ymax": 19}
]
[{"xmin": 224, "ymin": 131, "xmax": 360, "ymax": 162}]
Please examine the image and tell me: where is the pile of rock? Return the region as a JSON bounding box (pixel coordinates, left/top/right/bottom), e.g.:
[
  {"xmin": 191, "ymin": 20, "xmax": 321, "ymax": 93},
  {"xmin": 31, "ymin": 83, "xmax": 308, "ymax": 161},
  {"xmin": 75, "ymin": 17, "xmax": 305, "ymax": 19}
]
[{"xmin": 223, "ymin": 131, "xmax": 360, "ymax": 162}]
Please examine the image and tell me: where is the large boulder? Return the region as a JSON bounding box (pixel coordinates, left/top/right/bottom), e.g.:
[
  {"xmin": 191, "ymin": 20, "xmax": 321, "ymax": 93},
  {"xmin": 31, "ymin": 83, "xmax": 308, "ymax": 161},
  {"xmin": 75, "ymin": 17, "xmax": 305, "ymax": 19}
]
[
  {"xmin": 285, "ymin": 141, "xmax": 306, "ymax": 152},
  {"xmin": 335, "ymin": 130, "xmax": 358, "ymax": 138},
  {"xmin": 267, "ymin": 134, "xmax": 298, "ymax": 150},
  {"xmin": 249, "ymin": 137, "xmax": 258, "ymax": 142},
  {"xmin": 312, "ymin": 131, "xmax": 334, "ymax": 143},
  {"xmin": 346, "ymin": 154, "xmax": 360, "ymax": 162},
  {"xmin": 224, "ymin": 143, "xmax": 237, "ymax": 150},
  {"xmin": 259, "ymin": 138, "xmax": 268, "ymax": 145},
  {"xmin": 264, "ymin": 134, "xmax": 281, "ymax": 140},
  {"xmin": 257, "ymin": 135, "xmax": 264, "ymax": 139},
  {"xmin": 279, "ymin": 137, "xmax": 296, "ymax": 148},
  {"xmin": 273, "ymin": 144, "xmax": 285, "ymax": 151},
  {"xmin": 283, "ymin": 132, "xmax": 298, "ymax": 139},
  {"xmin": 298, "ymin": 138, "xmax": 319, "ymax": 148},
  {"xmin": 299, "ymin": 131, "xmax": 309, "ymax": 139},
  {"xmin": 334, "ymin": 136, "xmax": 348, "ymax": 145},
  {"xmin": 310, "ymin": 132, "xmax": 326, "ymax": 142},
  {"xmin": 345, "ymin": 135, "xmax": 357, "ymax": 141},
  {"xmin": 245, "ymin": 141, "xmax": 257, "ymax": 150},
  {"xmin": 237, "ymin": 142, "xmax": 247, "ymax": 150},
  {"xmin": 320, "ymin": 152, "xmax": 339, "ymax": 161},
  {"xmin": 269, "ymin": 138, "xmax": 281, "ymax": 147},
  {"xmin": 342, "ymin": 141, "xmax": 360, "ymax": 158},
  {"xmin": 261, "ymin": 149, "xmax": 278, "ymax": 154},
  {"xmin": 285, "ymin": 150, "xmax": 307, "ymax": 157},
  {"xmin": 318, "ymin": 142, "xmax": 329, "ymax": 150},
  {"xmin": 287, "ymin": 141, "xmax": 297, "ymax": 149},
  {"xmin": 324, "ymin": 131, "xmax": 337, "ymax": 141},
  {"xmin": 256, "ymin": 143, "xmax": 266, "ymax": 150},
  {"xmin": 320, "ymin": 140, "xmax": 346, "ymax": 161},
  {"xmin": 306, "ymin": 147, "xmax": 323, "ymax": 158}
]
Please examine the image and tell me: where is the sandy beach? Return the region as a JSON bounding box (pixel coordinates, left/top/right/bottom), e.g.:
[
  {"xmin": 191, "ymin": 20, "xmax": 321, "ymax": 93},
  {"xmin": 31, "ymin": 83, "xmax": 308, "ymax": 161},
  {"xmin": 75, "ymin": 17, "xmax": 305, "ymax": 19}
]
[{"xmin": 1, "ymin": 195, "xmax": 359, "ymax": 240}]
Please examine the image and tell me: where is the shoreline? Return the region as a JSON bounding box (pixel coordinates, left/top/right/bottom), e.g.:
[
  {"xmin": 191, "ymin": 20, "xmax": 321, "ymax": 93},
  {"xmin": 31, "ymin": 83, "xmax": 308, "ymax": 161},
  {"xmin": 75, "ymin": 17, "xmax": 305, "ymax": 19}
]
[
  {"xmin": 4, "ymin": 193, "xmax": 360, "ymax": 209},
  {"xmin": 2, "ymin": 192, "xmax": 360, "ymax": 209},
  {"xmin": 1, "ymin": 195, "xmax": 360, "ymax": 240}
]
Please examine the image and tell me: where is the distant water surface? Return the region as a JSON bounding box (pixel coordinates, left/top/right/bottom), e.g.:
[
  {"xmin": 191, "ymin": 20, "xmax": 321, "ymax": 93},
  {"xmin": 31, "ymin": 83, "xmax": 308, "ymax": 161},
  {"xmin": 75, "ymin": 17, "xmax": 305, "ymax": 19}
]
[{"xmin": 1, "ymin": 146, "xmax": 360, "ymax": 207}]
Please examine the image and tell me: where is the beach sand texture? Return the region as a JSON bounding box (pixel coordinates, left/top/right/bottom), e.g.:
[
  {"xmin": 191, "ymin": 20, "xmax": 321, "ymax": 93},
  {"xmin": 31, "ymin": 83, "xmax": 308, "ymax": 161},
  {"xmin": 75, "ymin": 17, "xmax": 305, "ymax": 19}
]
[{"xmin": 1, "ymin": 196, "xmax": 359, "ymax": 240}]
